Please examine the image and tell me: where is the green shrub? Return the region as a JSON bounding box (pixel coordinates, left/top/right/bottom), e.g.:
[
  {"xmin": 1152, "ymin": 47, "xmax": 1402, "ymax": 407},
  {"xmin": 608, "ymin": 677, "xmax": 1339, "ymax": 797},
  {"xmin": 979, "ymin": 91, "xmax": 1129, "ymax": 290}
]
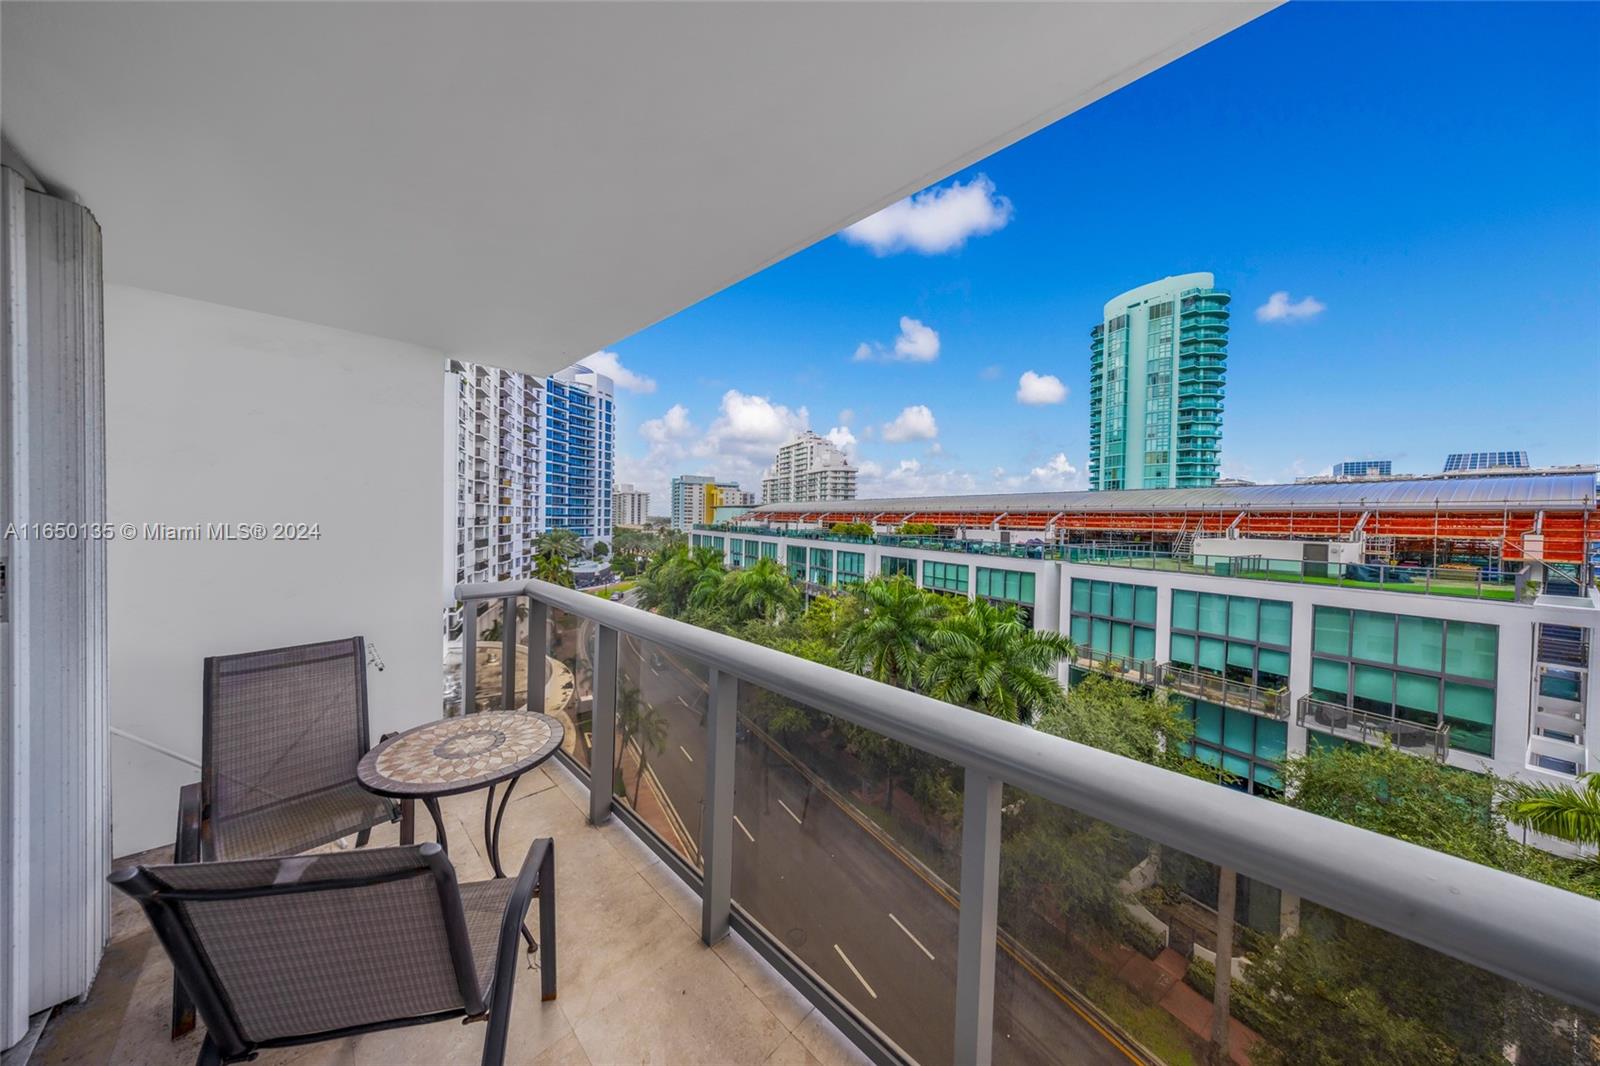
[
  {"xmin": 1124, "ymin": 920, "xmax": 1166, "ymax": 960},
  {"xmin": 1184, "ymin": 956, "xmax": 1272, "ymax": 1034}
]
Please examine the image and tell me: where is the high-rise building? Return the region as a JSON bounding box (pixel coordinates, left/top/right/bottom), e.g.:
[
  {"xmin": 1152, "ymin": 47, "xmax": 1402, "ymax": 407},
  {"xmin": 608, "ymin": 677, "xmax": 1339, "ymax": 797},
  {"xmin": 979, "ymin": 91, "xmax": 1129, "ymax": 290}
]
[
  {"xmin": 542, "ymin": 365, "xmax": 614, "ymax": 541},
  {"xmin": 613, "ymin": 483, "xmax": 650, "ymax": 527},
  {"xmin": 447, "ymin": 360, "xmax": 613, "ymax": 630},
  {"xmin": 761, "ymin": 430, "xmax": 858, "ymax": 503},
  {"xmin": 1331, "ymin": 459, "xmax": 1393, "ymax": 478},
  {"xmin": 1444, "ymin": 450, "xmax": 1529, "ymax": 473},
  {"xmin": 1089, "ymin": 273, "xmax": 1229, "ymax": 491},
  {"xmin": 670, "ymin": 474, "xmax": 747, "ymax": 530}
]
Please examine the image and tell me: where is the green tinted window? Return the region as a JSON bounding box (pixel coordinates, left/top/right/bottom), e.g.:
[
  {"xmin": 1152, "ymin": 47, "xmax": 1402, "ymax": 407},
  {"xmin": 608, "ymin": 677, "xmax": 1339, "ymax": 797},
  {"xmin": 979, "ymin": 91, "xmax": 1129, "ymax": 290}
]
[
  {"xmin": 1354, "ymin": 664, "xmax": 1393, "ymax": 704},
  {"xmin": 1256, "ymin": 719, "xmax": 1288, "ymax": 763},
  {"xmin": 882, "ymin": 555, "xmax": 915, "ymax": 578},
  {"xmin": 1170, "ymin": 633, "xmax": 1195, "ymax": 665},
  {"xmin": 1112, "ymin": 584, "xmax": 1134, "ymax": 620},
  {"xmin": 1198, "ymin": 638, "xmax": 1225, "ymax": 672},
  {"xmin": 1071, "ymin": 580, "xmax": 1091, "ymax": 613},
  {"xmin": 1227, "ymin": 642, "xmax": 1255, "ymax": 670},
  {"xmin": 1312, "ymin": 658, "xmax": 1348, "ymax": 696},
  {"xmin": 1110, "ymin": 623, "xmax": 1132, "ymax": 658},
  {"xmin": 1443, "ymin": 682, "xmax": 1495, "ymax": 725},
  {"xmin": 1173, "ymin": 589, "xmax": 1198, "ymax": 630},
  {"xmin": 1395, "ymin": 672, "xmax": 1439, "ymax": 714},
  {"xmin": 1257, "ymin": 648, "xmax": 1290, "ymax": 683},
  {"xmin": 1258, "ymin": 601, "xmax": 1292, "ymax": 646},
  {"xmin": 1396, "ymin": 616, "xmax": 1443, "ymax": 672},
  {"xmin": 1091, "ymin": 618, "xmax": 1111, "ymax": 653},
  {"xmin": 1070, "ymin": 615, "xmax": 1090, "ymax": 646},
  {"xmin": 1134, "ymin": 587, "xmax": 1157, "ymax": 624},
  {"xmin": 1194, "ymin": 702, "xmax": 1223, "ymax": 744},
  {"xmin": 1445, "ymin": 622, "xmax": 1497, "ymax": 680},
  {"xmin": 1352, "ymin": 611, "xmax": 1395, "ymax": 664},
  {"xmin": 1227, "ymin": 598, "xmax": 1258, "ymax": 641},
  {"xmin": 1313, "ymin": 608, "xmax": 1350, "ymax": 655},
  {"xmin": 1133, "ymin": 627, "xmax": 1156, "ymax": 661},
  {"xmin": 1197, "ymin": 594, "xmax": 1227, "ymax": 635},
  {"xmin": 1091, "ymin": 581, "xmax": 1112, "ymax": 616}
]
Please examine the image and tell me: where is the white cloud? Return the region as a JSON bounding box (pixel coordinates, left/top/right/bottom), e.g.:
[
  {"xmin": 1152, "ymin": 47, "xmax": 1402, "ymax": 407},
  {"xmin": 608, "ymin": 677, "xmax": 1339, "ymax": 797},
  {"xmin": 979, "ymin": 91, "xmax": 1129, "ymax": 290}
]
[
  {"xmin": 578, "ymin": 349, "xmax": 656, "ymax": 393},
  {"xmin": 840, "ymin": 175, "xmax": 1013, "ymax": 256},
  {"xmin": 859, "ymin": 458, "xmax": 980, "ymax": 497},
  {"xmin": 894, "ymin": 317, "xmax": 940, "ymax": 361},
  {"xmin": 701, "ymin": 390, "xmax": 809, "ymax": 455},
  {"xmin": 1015, "ymin": 370, "xmax": 1067, "ymax": 405},
  {"xmin": 979, "ymin": 364, "xmax": 1001, "ymax": 381},
  {"xmin": 1027, "ymin": 453, "xmax": 1080, "ymax": 489},
  {"xmin": 881, "ymin": 404, "xmax": 939, "ymax": 443},
  {"xmin": 854, "ymin": 316, "xmax": 940, "ymax": 363},
  {"xmin": 639, "ymin": 403, "xmax": 694, "ymax": 444},
  {"xmin": 825, "ymin": 426, "xmax": 857, "ymax": 453},
  {"xmin": 1255, "ymin": 291, "xmax": 1326, "ymax": 323},
  {"xmin": 837, "ymin": 408, "xmax": 855, "ymax": 426}
]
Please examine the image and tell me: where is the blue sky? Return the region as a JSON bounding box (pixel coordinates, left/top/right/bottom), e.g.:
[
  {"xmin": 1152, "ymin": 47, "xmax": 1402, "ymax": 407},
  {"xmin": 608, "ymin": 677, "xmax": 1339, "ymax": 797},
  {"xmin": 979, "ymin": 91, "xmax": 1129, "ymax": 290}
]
[{"xmin": 588, "ymin": 2, "xmax": 1600, "ymax": 509}]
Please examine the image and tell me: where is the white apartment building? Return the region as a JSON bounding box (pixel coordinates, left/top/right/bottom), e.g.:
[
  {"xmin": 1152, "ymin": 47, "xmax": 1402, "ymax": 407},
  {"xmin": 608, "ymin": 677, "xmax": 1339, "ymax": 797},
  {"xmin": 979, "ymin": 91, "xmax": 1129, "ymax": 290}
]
[
  {"xmin": 613, "ymin": 482, "xmax": 650, "ymax": 527},
  {"xmin": 446, "ymin": 360, "xmax": 613, "ymax": 633},
  {"xmin": 761, "ymin": 430, "xmax": 858, "ymax": 503},
  {"xmin": 670, "ymin": 474, "xmax": 748, "ymax": 531}
]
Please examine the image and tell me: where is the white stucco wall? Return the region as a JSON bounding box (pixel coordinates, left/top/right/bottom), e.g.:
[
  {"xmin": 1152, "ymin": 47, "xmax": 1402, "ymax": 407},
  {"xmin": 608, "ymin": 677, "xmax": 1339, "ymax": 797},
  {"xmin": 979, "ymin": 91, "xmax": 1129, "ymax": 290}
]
[{"xmin": 103, "ymin": 286, "xmax": 446, "ymax": 855}]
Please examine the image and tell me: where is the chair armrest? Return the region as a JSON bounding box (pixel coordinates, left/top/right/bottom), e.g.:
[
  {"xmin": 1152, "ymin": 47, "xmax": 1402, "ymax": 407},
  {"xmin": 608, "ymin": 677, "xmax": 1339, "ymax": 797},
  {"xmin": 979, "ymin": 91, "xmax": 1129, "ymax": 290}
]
[
  {"xmin": 481, "ymin": 838, "xmax": 554, "ymax": 1066},
  {"xmin": 175, "ymin": 782, "xmax": 203, "ymax": 864}
]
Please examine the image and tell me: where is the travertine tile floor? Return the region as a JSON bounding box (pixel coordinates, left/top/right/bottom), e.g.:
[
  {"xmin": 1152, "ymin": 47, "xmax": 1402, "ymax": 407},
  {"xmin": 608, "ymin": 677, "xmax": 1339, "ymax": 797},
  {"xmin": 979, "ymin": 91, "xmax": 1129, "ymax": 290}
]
[{"xmin": 32, "ymin": 761, "xmax": 869, "ymax": 1066}]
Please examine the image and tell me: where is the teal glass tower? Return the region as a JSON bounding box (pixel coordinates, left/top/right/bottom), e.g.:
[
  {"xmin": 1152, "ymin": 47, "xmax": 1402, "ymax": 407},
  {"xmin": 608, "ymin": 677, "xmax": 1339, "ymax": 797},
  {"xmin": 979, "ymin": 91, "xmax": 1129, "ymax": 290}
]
[{"xmin": 1089, "ymin": 273, "xmax": 1229, "ymax": 490}]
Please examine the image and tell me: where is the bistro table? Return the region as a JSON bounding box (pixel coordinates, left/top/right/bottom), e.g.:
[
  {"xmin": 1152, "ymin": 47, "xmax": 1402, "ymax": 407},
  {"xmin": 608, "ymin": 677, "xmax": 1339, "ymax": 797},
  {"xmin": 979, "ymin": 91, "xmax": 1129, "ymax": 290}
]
[{"xmin": 357, "ymin": 711, "xmax": 565, "ymax": 878}]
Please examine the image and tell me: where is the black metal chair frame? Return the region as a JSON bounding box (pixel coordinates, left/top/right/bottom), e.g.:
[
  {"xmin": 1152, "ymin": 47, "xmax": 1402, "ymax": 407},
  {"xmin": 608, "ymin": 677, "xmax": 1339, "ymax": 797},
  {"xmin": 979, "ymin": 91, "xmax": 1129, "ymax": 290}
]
[
  {"xmin": 172, "ymin": 636, "xmax": 402, "ymax": 1036},
  {"xmin": 116, "ymin": 840, "xmax": 555, "ymax": 1066}
]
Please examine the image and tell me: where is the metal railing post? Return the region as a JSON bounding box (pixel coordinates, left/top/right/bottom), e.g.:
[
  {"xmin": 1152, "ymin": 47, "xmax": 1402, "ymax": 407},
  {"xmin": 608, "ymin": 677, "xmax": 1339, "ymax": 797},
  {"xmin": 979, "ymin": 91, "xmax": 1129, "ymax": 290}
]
[
  {"xmin": 500, "ymin": 595, "xmax": 517, "ymax": 710},
  {"xmin": 526, "ymin": 598, "xmax": 548, "ymax": 714},
  {"xmin": 462, "ymin": 602, "xmax": 477, "ymax": 715},
  {"xmin": 590, "ymin": 625, "xmax": 618, "ymax": 825},
  {"xmin": 954, "ymin": 768, "xmax": 1002, "ymax": 1066},
  {"xmin": 702, "ymin": 668, "xmax": 738, "ymax": 945}
]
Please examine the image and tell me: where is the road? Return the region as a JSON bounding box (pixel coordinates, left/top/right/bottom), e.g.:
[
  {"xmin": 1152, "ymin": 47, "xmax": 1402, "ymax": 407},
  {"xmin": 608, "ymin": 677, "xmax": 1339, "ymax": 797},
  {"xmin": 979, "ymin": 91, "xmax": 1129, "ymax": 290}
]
[{"xmin": 612, "ymin": 631, "xmax": 1131, "ymax": 1066}]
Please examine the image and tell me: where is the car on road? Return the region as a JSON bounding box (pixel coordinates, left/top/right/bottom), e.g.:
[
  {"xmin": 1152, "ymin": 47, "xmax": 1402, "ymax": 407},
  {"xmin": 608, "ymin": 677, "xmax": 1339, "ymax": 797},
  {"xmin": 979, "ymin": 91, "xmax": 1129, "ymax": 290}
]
[{"xmin": 610, "ymin": 590, "xmax": 625, "ymax": 601}]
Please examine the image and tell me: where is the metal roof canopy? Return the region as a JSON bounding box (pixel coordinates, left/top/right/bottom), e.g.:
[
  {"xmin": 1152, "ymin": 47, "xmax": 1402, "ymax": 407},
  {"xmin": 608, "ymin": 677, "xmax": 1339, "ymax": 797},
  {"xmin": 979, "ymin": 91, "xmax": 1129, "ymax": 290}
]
[{"xmin": 748, "ymin": 473, "xmax": 1599, "ymax": 517}]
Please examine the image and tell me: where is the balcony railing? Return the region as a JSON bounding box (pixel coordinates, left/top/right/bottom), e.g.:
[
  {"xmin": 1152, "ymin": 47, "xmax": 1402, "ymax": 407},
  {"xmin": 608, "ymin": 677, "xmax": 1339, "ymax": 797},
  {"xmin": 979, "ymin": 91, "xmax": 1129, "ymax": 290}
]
[
  {"xmin": 1072, "ymin": 646, "xmax": 1161, "ymax": 686},
  {"xmin": 454, "ymin": 578, "xmax": 1598, "ymax": 1066},
  {"xmin": 1158, "ymin": 663, "xmax": 1289, "ymax": 719},
  {"xmin": 1295, "ymin": 695, "xmax": 1450, "ymax": 760}
]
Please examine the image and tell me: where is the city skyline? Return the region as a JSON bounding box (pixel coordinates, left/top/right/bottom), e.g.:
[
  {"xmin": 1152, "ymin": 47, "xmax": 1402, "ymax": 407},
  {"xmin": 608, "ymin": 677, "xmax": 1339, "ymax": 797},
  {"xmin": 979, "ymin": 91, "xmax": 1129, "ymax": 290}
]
[{"xmin": 580, "ymin": 2, "xmax": 1597, "ymax": 509}]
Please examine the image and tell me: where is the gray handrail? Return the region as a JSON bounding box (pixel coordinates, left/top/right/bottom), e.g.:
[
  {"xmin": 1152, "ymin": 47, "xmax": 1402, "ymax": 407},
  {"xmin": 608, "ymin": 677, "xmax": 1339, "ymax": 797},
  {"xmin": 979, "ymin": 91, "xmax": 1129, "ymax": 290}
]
[{"xmin": 458, "ymin": 577, "xmax": 1600, "ymax": 1016}]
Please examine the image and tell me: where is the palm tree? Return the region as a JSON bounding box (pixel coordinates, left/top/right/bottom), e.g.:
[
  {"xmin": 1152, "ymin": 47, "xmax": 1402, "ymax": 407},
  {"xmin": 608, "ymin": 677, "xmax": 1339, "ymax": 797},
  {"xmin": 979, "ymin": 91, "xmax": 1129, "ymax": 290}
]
[
  {"xmin": 535, "ymin": 528, "xmax": 584, "ymax": 561},
  {"xmin": 615, "ymin": 683, "xmax": 669, "ymax": 802},
  {"xmin": 838, "ymin": 575, "xmax": 943, "ymax": 686},
  {"xmin": 723, "ymin": 557, "xmax": 801, "ymax": 624},
  {"xmin": 1504, "ymin": 772, "xmax": 1600, "ymax": 849},
  {"xmin": 534, "ymin": 548, "xmax": 574, "ymax": 588},
  {"xmin": 637, "ymin": 544, "xmax": 725, "ymax": 617},
  {"xmin": 920, "ymin": 599, "xmax": 1072, "ymax": 724}
]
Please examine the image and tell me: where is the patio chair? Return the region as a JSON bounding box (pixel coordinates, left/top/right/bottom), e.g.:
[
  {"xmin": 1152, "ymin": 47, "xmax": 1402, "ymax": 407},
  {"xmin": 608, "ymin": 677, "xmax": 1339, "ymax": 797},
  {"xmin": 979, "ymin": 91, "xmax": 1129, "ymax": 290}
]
[
  {"xmin": 171, "ymin": 636, "xmax": 402, "ymax": 1035},
  {"xmin": 111, "ymin": 840, "xmax": 556, "ymax": 1066}
]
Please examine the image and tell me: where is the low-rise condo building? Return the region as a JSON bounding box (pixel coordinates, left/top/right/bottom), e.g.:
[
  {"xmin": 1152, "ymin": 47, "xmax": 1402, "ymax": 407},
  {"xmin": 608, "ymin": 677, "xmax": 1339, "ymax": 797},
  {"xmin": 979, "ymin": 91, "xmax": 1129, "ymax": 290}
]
[{"xmin": 696, "ymin": 471, "xmax": 1597, "ymax": 796}]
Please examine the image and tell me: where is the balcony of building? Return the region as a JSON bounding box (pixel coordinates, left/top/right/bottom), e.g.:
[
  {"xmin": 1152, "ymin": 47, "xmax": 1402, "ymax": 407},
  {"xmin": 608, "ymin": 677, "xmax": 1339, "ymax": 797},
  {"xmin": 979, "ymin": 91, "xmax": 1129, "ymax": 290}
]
[
  {"xmin": 1158, "ymin": 664, "xmax": 1289, "ymax": 719},
  {"xmin": 1296, "ymin": 695, "xmax": 1451, "ymax": 759}
]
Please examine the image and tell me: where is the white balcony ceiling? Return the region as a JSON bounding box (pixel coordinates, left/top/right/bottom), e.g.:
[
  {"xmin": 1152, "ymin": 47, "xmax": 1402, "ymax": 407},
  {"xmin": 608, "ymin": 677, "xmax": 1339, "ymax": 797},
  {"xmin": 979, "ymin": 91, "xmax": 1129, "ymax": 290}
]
[{"xmin": 2, "ymin": 1, "xmax": 1270, "ymax": 372}]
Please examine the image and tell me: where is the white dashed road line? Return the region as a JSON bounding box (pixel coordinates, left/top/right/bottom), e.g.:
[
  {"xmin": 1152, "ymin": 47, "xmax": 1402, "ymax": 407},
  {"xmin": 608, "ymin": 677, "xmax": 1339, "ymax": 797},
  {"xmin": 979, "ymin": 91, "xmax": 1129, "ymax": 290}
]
[
  {"xmin": 777, "ymin": 798, "xmax": 803, "ymax": 825},
  {"xmin": 679, "ymin": 745, "xmax": 694, "ymax": 763},
  {"xmin": 834, "ymin": 944, "xmax": 877, "ymax": 999},
  {"xmin": 889, "ymin": 913, "xmax": 935, "ymax": 960},
  {"xmin": 733, "ymin": 814, "xmax": 755, "ymax": 843}
]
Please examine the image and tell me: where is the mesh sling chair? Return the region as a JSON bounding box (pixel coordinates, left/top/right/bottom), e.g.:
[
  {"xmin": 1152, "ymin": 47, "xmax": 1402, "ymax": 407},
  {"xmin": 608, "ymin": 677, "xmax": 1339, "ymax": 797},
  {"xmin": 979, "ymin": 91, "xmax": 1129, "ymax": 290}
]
[
  {"xmin": 112, "ymin": 840, "xmax": 556, "ymax": 1066},
  {"xmin": 172, "ymin": 636, "xmax": 402, "ymax": 1035}
]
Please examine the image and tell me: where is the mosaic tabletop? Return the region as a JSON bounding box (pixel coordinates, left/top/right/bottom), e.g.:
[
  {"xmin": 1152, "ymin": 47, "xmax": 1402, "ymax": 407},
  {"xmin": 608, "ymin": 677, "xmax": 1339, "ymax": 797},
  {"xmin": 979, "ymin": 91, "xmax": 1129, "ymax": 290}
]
[{"xmin": 357, "ymin": 712, "xmax": 564, "ymax": 797}]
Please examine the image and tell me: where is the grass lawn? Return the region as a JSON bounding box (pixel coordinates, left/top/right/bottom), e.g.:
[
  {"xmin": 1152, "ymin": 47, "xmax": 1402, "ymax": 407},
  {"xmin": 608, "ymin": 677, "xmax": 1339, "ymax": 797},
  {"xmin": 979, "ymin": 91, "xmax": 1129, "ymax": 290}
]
[{"xmin": 585, "ymin": 579, "xmax": 637, "ymax": 598}]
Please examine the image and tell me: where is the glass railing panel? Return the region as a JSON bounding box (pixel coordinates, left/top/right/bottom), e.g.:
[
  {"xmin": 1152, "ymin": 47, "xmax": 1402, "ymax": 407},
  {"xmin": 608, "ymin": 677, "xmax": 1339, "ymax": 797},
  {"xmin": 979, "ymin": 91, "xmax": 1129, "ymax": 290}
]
[
  {"xmin": 547, "ymin": 606, "xmax": 594, "ymax": 769},
  {"xmin": 612, "ymin": 636, "xmax": 708, "ymax": 870},
  {"xmin": 993, "ymin": 786, "xmax": 1600, "ymax": 1065},
  {"xmin": 732, "ymin": 682, "xmax": 963, "ymax": 1064}
]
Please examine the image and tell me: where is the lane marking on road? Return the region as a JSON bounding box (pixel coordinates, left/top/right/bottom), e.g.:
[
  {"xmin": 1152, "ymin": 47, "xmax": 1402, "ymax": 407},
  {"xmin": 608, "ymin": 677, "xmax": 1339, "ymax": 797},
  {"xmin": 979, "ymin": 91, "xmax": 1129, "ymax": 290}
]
[
  {"xmin": 833, "ymin": 945, "xmax": 877, "ymax": 999},
  {"xmin": 733, "ymin": 814, "xmax": 755, "ymax": 843},
  {"xmin": 889, "ymin": 913, "xmax": 935, "ymax": 961},
  {"xmin": 676, "ymin": 695, "xmax": 691, "ymax": 708},
  {"xmin": 777, "ymin": 799, "xmax": 803, "ymax": 825},
  {"xmin": 678, "ymin": 745, "xmax": 694, "ymax": 763}
]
